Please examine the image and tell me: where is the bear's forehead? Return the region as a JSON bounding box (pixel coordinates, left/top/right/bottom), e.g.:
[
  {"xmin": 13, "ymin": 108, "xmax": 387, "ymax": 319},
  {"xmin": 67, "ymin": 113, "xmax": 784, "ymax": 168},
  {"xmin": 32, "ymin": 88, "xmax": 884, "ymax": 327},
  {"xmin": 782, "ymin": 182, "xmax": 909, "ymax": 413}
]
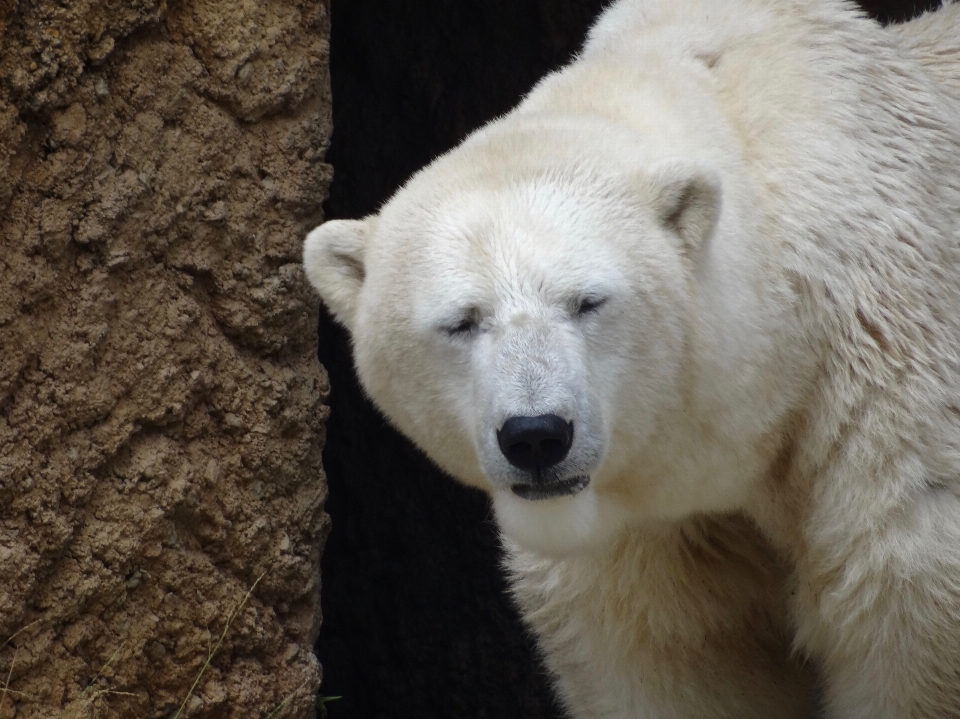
[
  {"xmin": 369, "ymin": 184, "xmax": 638, "ymax": 327},
  {"xmin": 379, "ymin": 181, "xmax": 629, "ymax": 275},
  {"xmin": 364, "ymin": 121, "xmax": 668, "ymax": 315}
]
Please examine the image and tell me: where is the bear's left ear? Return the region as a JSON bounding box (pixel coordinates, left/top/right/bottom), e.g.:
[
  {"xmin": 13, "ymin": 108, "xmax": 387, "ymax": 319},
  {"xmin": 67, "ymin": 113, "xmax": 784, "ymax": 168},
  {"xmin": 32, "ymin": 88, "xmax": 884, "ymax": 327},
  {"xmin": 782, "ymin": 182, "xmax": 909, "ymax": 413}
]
[
  {"xmin": 646, "ymin": 159, "xmax": 722, "ymax": 255},
  {"xmin": 303, "ymin": 217, "xmax": 375, "ymax": 330}
]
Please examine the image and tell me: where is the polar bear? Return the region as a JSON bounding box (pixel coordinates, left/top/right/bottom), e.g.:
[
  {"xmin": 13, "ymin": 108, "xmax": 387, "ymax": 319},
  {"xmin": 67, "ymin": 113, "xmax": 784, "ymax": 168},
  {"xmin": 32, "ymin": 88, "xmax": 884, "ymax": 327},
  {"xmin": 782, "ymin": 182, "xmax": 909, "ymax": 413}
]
[{"xmin": 304, "ymin": 0, "xmax": 960, "ymax": 716}]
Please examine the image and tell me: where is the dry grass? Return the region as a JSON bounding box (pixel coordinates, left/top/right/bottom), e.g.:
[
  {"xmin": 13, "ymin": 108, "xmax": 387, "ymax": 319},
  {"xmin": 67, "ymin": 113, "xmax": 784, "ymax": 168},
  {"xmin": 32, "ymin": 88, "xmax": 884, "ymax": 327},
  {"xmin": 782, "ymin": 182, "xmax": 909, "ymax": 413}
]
[
  {"xmin": 65, "ymin": 642, "xmax": 141, "ymax": 719},
  {"xmin": 172, "ymin": 571, "xmax": 267, "ymax": 719},
  {"xmin": 1, "ymin": 571, "xmax": 313, "ymax": 719},
  {"xmin": 0, "ymin": 620, "xmax": 42, "ymax": 713}
]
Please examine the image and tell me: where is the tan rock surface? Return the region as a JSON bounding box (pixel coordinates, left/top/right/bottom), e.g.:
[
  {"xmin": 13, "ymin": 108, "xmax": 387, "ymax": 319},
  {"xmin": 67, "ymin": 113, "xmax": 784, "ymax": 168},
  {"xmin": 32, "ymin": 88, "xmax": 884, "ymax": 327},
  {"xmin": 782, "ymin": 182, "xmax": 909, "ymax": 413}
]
[{"xmin": 0, "ymin": 1, "xmax": 331, "ymax": 717}]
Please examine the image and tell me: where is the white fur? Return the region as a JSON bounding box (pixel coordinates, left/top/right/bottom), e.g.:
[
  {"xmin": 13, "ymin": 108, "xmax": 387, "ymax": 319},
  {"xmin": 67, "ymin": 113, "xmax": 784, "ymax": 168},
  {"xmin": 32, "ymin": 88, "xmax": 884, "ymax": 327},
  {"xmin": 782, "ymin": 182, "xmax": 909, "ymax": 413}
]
[
  {"xmin": 892, "ymin": 1, "xmax": 960, "ymax": 101},
  {"xmin": 305, "ymin": 0, "xmax": 960, "ymax": 716}
]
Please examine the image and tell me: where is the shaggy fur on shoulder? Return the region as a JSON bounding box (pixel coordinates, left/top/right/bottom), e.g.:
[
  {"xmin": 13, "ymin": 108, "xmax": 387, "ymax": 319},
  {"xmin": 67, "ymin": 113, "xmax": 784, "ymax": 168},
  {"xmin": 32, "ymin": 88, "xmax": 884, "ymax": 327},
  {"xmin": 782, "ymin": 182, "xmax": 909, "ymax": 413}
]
[{"xmin": 892, "ymin": 1, "xmax": 960, "ymax": 101}]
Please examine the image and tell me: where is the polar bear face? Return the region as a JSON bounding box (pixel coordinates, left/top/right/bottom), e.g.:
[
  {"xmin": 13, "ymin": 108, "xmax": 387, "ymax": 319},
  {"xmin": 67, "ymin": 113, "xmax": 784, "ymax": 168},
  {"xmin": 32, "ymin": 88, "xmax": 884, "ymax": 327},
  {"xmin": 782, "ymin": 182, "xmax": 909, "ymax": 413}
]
[{"xmin": 304, "ymin": 118, "xmax": 763, "ymax": 556}]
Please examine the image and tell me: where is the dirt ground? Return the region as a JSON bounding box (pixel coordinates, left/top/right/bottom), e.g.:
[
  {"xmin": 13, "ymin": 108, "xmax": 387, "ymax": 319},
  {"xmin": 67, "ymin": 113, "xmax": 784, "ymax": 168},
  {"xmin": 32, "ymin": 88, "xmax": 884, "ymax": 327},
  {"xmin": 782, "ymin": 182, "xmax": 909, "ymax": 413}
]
[{"xmin": 0, "ymin": 1, "xmax": 332, "ymax": 717}]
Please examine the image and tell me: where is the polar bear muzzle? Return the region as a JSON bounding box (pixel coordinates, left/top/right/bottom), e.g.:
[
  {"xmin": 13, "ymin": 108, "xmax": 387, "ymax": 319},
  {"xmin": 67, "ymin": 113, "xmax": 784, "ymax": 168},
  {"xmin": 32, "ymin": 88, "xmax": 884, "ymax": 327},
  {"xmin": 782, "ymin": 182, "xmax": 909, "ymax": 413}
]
[
  {"xmin": 496, "ymin": 414, "xmax": 589, "ymax": 500},
  {"xmin": 497, "ymin": 414, "xmax": 573, "ymax": 472}
]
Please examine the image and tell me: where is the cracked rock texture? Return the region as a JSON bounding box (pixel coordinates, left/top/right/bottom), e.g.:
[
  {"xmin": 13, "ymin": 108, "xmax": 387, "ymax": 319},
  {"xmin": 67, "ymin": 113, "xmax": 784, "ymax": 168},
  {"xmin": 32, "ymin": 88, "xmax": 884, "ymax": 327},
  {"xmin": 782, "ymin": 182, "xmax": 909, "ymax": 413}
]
[{"xmin": 0, "ymin": 1, "xmax": 331, "ymax": 717}]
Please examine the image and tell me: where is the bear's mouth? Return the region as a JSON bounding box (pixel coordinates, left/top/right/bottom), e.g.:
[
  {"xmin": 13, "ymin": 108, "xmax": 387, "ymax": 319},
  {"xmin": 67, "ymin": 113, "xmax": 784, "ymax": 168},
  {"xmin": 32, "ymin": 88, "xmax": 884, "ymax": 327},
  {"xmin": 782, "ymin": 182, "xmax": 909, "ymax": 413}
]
[{"xmin": 511, "ymin": 475, "xmax": 590, "ymax": 501}]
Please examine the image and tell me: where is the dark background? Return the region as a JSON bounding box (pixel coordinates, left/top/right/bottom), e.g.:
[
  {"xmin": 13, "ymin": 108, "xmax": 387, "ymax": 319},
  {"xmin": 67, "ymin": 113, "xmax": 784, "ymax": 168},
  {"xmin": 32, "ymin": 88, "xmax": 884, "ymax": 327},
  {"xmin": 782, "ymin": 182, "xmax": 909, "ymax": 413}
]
[{"xmin": 315, "ymin": 1, "xmax": 942, "ymax": 717}]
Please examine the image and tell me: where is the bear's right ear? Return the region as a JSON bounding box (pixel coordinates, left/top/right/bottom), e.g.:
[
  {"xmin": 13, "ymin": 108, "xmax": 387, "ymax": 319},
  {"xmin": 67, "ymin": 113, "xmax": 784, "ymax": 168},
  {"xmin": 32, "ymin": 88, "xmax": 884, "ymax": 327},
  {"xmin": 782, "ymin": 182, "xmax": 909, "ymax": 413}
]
[
  {"xmin": 303, "ymin": 218, "xmax": 374, "ymax": 330},
  {"xmin": 646, "ymin": 159, "xmax": 722, "ymax": 256}
]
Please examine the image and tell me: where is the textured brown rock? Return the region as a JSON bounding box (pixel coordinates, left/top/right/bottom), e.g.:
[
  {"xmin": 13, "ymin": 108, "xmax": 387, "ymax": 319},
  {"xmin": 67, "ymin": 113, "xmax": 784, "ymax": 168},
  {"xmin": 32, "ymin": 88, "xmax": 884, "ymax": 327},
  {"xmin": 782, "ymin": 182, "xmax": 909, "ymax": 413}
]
[{"xmin": 0, "ymin": 0, "xmax": 331, "ymax": 717}]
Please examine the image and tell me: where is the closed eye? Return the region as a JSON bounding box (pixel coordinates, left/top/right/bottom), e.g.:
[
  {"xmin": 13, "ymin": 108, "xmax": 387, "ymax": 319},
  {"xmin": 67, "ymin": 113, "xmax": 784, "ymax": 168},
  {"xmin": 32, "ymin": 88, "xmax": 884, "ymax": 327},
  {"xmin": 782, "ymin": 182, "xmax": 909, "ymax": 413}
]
[
  {"xmin": 443, "ymin": 310, "xmax": 482, "ymax": 338},
  {"xmin": 447, "ymin": 318, "xmax": 478, "ymax": 336},
  {"xmin": 576, "ymin": 296, "xmax": 608, "ymax": 316}
]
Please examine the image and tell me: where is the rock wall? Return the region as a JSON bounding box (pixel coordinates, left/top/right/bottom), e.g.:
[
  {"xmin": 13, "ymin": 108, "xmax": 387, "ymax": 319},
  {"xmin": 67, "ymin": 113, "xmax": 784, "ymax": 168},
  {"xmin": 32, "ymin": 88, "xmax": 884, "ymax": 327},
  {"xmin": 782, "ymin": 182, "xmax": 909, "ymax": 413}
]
[{"xmin": 0, "ymin": 1, "xmax": 331, "ymax": 717}]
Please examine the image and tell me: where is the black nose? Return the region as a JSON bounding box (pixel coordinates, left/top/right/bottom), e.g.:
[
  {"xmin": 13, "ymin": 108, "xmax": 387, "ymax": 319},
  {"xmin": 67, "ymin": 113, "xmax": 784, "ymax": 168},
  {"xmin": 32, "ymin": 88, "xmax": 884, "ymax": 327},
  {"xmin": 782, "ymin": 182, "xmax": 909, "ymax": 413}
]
[{"xmin": 497, "ymin": 414, "xmax": 573, "ymax": 473}]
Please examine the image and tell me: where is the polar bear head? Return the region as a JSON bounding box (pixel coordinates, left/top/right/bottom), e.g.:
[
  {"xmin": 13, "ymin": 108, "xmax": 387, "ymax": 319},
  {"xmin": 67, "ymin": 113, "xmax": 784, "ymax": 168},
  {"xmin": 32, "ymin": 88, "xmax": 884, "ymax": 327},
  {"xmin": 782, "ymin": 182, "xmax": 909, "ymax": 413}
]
[{"xmin": 304, "ymin": 115, "xmax": 796, "ymax": 556}]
